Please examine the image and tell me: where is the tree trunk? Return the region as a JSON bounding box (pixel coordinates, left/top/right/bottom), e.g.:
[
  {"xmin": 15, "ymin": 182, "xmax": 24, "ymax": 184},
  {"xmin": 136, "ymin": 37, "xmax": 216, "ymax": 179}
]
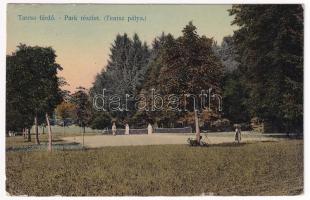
[
  {"xmin": 195, "ymin": 110, "xmax": 200, "ymax": 143},
  {"xmin": 63, "ymin": 120, "xmax": 65, "ymax": 136},
  {"xmin": 27, "ymin": 128, "xmax": 31, "ymax": 142},
  {"xmin": 23, "ymin": 128, "xmax": 26, "ymax": 139},
  {"xmin": 82, "ymin": 130, "xmax": 85, "ymax": 149},
  {"xmin": 34, "ymin": 115, "xmax": 40, "ymax": 145},
  {"xmin": 82, "ymin": 126, "xmax": 85, "ymax": 149},
  {"xmin": 46, "ymin": 113, "xmax": 52, "ymax": 152}
]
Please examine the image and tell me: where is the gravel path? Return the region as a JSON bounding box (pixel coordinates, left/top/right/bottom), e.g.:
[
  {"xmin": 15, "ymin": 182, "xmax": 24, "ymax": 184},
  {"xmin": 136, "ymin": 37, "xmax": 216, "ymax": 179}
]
[{"xmin": 62, "ymin": 132, "xmax": 284, "ymax": 148}]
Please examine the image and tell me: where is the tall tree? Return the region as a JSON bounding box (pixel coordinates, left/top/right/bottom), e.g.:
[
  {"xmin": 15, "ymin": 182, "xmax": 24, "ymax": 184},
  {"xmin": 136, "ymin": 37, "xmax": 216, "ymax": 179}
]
[
  {"xmin": 72, "ymin": 87, "xmax": 92, "ymax": 133},
  {"xmin": 6, "ymin": 54, "xmax": 34, "ymax": 138},
  {"xmin": 6, "ymin": 44, "xmax": 64, "ymax": 144},
  {"xmin": 212, "ymin": 35, "xmax": 250, "ymax": 123},
  {"xmin": 159, "ymin": 22, "xmax": 223, "ymax": 105},
  {"xmin": 90, "ymin": 33, "xmax": 150, "ymax": 125},
  {"xmin": 135, "ymin": 33, "xmax": 171, "ymax": 127},
  {"xmin": 229, "ymin": 5, "xmax": 303, "ymax": 132},
  {"xmin": 138, "ymin": 22, "xmax": 224, "ymax": 127},
  {"xmin": 160, "ymin": 22, "xmax": 223, "ymax": 119}
]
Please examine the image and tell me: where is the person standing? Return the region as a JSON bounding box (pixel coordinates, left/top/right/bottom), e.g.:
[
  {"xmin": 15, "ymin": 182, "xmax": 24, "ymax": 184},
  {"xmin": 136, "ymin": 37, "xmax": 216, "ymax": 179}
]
[
  {"xmin": 235, "ymin": 126, "xmax": 241, "ymax": 143},
  {"xmin": 148, "ymin": 123, "xmax": 153, "ymax": 135},
  {"xmin": 125, "ymin": 123, "xmax": 129, "ymax": 135},
  {"xmin": 112, "ymin": 122, "xmax": 116, "ymax": 136}
]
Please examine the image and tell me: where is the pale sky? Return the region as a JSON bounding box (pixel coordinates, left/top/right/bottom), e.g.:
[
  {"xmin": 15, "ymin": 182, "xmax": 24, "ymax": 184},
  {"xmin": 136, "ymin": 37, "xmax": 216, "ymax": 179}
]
[{"xmin": 7, "ymin": 4, "xmax": 237, "ymax": 92}]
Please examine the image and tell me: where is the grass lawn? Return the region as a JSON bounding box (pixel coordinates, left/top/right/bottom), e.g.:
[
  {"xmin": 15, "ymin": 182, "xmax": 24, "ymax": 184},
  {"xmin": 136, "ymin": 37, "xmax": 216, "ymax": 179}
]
[{"xmin": 6, "ymin": 140, "xmax": 303, "ymax": 196}]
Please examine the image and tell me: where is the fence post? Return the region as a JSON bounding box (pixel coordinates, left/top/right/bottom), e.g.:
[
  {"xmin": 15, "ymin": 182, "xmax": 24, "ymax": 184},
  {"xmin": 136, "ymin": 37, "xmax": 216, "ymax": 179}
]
[{"xmin": 195, "ymin": 110, "xmax": 200, "ymax": 143}]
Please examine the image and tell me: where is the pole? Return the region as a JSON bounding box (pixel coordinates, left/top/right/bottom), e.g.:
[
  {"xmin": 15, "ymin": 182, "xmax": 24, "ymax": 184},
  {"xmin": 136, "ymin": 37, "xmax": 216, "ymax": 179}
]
[
  {"xmin": 46, "ymin": 113, "xmax": 52, "ymax": 152},
  {"xmin": 195, "ymin": 110, "xmax": 200, "ymax": 143},
  {"xmin": 34, "ymin": 115, "xmax": 40, "ymax": 145},
  {"xmin": 63, "ymin": 120, "xmax": 65, "ymax": 137},
  {"xmin": 82, "ymin": 130, "xmax": 85, "ymax": 149}
]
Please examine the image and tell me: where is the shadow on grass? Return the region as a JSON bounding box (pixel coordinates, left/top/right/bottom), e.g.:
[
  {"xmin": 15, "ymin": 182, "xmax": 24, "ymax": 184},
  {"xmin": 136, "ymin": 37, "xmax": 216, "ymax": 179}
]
[
  {"xmin": 187, "ymin": 142, "xmax": 248, "ymax": 148},
  {"xmin": 207, "ymin": 142, "xmax": 248, "ymax": 147},
  {"xmin": 38, "ymin": 139, "xmax": 65, "ymax": 143},
  {"xmin": 259, "ymin": 140, "xmax": 278, "ymax": 143},
  {"xmin": 190, "ymin": 141, "xmax": 277, "ymax": 148},
  {"xmin": 6, "ymin": 142, "xmax": 83, "ymax": 152}
]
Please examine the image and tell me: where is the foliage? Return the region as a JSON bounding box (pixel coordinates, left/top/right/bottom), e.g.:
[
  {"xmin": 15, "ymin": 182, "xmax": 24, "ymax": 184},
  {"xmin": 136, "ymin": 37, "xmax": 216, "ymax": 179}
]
[
  {"xmin": 6, "ymin": 44, "xmax": 64, "ymax": 134},
  {"xmin": 7, "ymin": 7, "xmax": 304, "ymax": 133},
  {"xmin": 55, "ymin": 101, "xmax": 76, "ymax": 125},
  {"xmin": 229, "ymin": 5, "xmax": 303, "ymax": 132},
  {"xmin": 71, "ymin": 87, "xmax": 92, "ymax": 132},
  {"xmin": 90, "ymin": 33, "xmax": 151, "ymax": 123},
  {"xmin": 138, "ymin": 22, "xmax": 224, "ymax": 127},
  {"xmin": 221, "ymin": 71, "xmax": 250, "ymax": 123},
  {"xmin": 158, "ymin": 22, "xmax": 223, "ymax": 103},
  {"xmin": 213, "ymin": 36, "xmax": 239, "ymax": 73},
  {"xmin": 89, "ymin": 111, "xmax": 111, "ymax": 130}
]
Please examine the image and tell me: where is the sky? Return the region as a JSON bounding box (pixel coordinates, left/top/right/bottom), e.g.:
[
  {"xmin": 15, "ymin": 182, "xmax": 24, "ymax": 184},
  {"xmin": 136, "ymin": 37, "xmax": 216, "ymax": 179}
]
[{"xmin": 7, "ymin": 4, "xmax": 237, "ymax": 92}]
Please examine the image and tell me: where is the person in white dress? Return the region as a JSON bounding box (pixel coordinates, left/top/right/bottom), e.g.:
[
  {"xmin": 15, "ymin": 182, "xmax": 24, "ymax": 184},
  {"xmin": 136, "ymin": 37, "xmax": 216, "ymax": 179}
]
[
  {"xmin": 112, "ymin": 122, "xmax": 116, "ymax": 136},
  {"xmin": 125, "ymin": 123, "xmax": 129, "ymax": 135},
  {"xmin": 148, "ymin": 123, "xmax": 152, "ymax": 135}
]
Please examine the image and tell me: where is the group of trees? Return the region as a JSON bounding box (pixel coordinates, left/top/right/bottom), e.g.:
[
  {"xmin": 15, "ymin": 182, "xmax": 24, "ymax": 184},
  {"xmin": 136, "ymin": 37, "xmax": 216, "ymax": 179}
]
[
  {"xmin": 214, "ymin": 5, "xmax": 303, "ymax": 133},
  {"xmin": 6, "ymin": 5, "xmax": 304, "ymax": 134},
  {"xmin": 55, "ymin": 87, "xmax": 93, "ymax": 134},
  {"xmin": 90, "ymin": 5, "xmax": 303, "ymax": 133},
  {"xmin": 6, "ymin": 47, "xmax": 95, "ymax": 139},
  {"xmin": 90, "ymin": 22, "xmax": 224, "ymax": 129},
  {"xmin": 6, "ymin": 44, "xmax": 64, "ymax": 148},
  {"xmin": 136, "ymin": 22, "xmax": 224, "ymax": 127}
]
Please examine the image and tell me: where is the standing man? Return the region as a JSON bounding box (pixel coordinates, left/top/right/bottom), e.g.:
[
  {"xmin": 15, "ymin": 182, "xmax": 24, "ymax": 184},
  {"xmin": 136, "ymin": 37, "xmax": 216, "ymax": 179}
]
[{"xmin": 112, "ymin": 122, "xmax": 116, "ymax": 136}]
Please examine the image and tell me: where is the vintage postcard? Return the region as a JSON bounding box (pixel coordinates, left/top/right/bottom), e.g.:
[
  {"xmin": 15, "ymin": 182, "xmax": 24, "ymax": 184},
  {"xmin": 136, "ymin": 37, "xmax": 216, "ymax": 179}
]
[{"xmin": 4, "ymin": 2, "xmax": 304, "ymax": 196}]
